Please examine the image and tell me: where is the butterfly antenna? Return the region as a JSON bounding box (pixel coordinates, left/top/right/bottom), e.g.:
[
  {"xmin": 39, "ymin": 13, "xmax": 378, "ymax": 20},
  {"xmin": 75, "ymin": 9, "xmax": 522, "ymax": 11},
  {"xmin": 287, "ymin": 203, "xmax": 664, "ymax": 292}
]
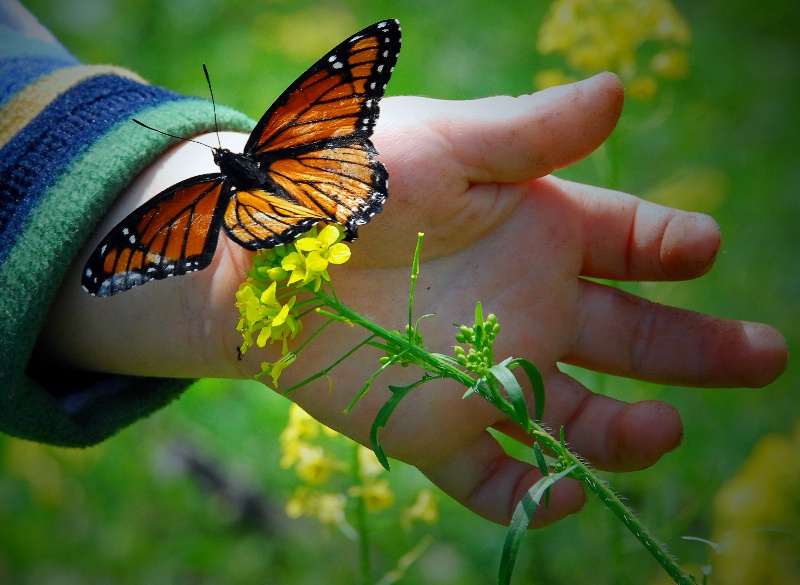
[
  {"xmin": 131, "ymin": 119, "xmax": 212, "ymax": 149},
  {"xmin": 203, "ymin": 64, "xmax": 223, "ymax": 150}
]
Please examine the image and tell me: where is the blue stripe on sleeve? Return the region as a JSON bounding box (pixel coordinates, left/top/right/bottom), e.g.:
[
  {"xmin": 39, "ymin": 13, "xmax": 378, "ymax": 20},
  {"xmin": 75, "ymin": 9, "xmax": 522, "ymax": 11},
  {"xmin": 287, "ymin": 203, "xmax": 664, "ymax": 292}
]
[
  {"xmin": 0, "ymin": 74, "xmax": 186, "ymax": 262},
  {"xmin": 0, "ymin": 54, "xmax": 80, "ymax": 108}
]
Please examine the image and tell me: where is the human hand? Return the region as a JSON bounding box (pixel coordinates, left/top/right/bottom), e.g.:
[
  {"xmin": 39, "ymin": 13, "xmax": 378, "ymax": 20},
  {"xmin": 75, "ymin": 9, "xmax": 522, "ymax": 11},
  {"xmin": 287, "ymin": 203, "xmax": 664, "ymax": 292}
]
[{"xmin": 42, "ymin": 73, "xmax": 788, "ymax": 526}]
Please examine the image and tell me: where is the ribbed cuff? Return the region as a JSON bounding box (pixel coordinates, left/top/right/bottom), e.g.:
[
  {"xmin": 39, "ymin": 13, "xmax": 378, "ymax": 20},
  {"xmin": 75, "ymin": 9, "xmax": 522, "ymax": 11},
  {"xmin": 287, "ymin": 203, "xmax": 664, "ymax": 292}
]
[{"xmin": 0, "ymin": 72, "xmax": 254, "ymax": 446}]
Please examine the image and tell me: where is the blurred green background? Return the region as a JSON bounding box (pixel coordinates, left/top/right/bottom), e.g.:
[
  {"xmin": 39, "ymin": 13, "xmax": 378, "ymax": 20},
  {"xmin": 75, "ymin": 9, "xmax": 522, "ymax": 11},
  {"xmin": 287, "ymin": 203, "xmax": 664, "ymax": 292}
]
[{"xmin": 2, "ymin": 0, "xmax": 798, "ymax": 583}]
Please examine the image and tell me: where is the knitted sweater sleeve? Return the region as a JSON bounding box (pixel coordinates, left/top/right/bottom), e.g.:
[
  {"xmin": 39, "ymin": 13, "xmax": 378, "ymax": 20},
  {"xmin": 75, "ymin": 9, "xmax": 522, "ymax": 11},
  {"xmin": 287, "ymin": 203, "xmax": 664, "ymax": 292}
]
[{"xmin": 0, "ymin": 4, "xmax": 255, "ymax": 446}]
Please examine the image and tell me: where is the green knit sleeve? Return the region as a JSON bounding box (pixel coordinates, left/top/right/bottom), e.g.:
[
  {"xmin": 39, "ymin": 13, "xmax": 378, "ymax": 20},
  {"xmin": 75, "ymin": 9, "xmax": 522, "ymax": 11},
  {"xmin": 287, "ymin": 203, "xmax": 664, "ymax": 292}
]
[{"xmin": 0, "ymin": 11, "xmax": 256, "ymax": 446}]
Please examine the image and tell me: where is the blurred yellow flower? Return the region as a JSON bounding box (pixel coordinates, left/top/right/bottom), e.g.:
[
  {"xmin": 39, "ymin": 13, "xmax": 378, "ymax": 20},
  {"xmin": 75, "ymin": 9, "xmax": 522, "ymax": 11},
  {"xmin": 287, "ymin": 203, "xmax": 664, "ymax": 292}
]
[
  {"xmin": 285, "ymin": 403, "xmax": 320, "ymax": 437},
  {"xmin": 711, "ymin": 424, "xmax": 800, "ymax": 584},
  {"xmin": 314, "ymin": 492, "xmax": 349, "ymax": 525},
  {"xmin": 280, "ymin": 404, "xmax": 344, "ymax": 476},
  {"xmin": 357, "ymin": 445, "xmax": 386, "ymax": 480},
  {"xmin": 536, "ymin": 0, "xmax": 691, "ymax": 99},
  {"xmin": 533, "ymin": 67, "xmax": 578, "ymax": 90},
  {"xmin": 285, "ymin": 486, "xmax": 348, "ymax": 526},
  {"xmin": 626, "ymin": 75, "xmax": 658, "ymax": 101},
  {"xmin": 348, "ymin": 479, "xmax": 395, "ymax": 512},
  {"xmin": 294, "ymin": 444, "xmax": 346, "ymax": 485},
  {"xmin": 402, "ymin": 488, "xmax": 440, "ymax": 530}
]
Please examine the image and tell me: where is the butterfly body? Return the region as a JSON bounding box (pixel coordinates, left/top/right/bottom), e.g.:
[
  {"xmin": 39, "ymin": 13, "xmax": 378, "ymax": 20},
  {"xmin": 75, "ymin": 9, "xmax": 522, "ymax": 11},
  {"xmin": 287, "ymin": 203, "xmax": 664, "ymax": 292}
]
[
  {"xmin": 212, "ymin": 148, "xmax": 270, "ymax": 191},
  {"xmin": 83, "ymin": 19, "xmax": 401, "ymax": 297}
]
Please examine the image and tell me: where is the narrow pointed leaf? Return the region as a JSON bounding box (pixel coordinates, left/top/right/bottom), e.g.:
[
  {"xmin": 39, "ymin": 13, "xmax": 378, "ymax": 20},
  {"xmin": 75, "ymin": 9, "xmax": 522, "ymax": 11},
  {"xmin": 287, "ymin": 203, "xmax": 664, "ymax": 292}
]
[
  {"xmin": 498, "ymin": 466, "xmax": 576, "ymax": 585},
  {"xmin": 370, "ymin": 377, "xmax": 432, "ymax": 470},
  {"xmin": 533, "ymin": 443, "xmax": 549, "ymax": 477},
  {"xmin": 488, "ymin": 364, "xmax": 530, "ymax": 430},
  {"xmin": 508, "ymin": 358, "xmax": 545, "ymax": 422}
]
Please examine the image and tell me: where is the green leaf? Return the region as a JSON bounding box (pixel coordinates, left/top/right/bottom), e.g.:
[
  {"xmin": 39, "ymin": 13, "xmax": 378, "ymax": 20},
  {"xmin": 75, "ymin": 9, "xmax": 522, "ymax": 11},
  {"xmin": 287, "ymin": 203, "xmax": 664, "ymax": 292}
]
[
  {"xmin": 369, "ymin": 377, "xmax": 434, "ymax": 470},
  {"xmin": 508, "ymin": 358, "xmax": 545, "ymax": 422},
  {"xmin": 533, "ymin": 443, "xmax": 549, "ymax": 477},
  {"xmin": 488, "ymin": 363, "xmax": 530, "ymax": 430},
  {"xmin": 498, "ymin": 466, "xmax": 576, "ymax": 585},
  {"xmin": 462, "ymin": 380, "xmax": 481, "ymax": 399}
]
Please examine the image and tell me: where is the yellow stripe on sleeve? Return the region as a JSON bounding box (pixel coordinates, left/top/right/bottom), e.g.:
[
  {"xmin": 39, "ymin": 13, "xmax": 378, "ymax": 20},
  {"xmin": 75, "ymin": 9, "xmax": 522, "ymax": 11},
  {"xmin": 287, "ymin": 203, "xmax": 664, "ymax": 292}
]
[{"xmin": 0, "ymin": 64, "xmax": 146, "ymax": 148}]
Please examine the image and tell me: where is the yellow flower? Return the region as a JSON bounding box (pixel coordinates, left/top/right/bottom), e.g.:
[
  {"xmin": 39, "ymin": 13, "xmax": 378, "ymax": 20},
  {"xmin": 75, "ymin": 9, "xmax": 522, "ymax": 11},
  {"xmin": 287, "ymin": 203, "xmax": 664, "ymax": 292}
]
[
  {"xmin": 285, "ymin": 487, "xmax": 348, "ymax": 525},
  {"xmin": 285, "ymin": 485, "xmax": 314, "ymax": 518},
  {"xmin": 234, "ymin": 224, "xmax": 351, "ymax": 364},
  {"xmin": 315, "ymin": 492, "xmax": 349, "ymax": 525},
  {"xmin": 402, "ymin": 488, "xmax": 440, "ymax": 530},
  {"xmin": 235, "ymin": 281, "xmax": 301, "ymax": 355},
  {"xmin": 293, "ymin": 444, "xmax": 345, "ymax": 485},
  {"xmin": 281, "ymin": 224, "xmax": 351, "ymax": 292},
  {"xmin": 280, "ymin": 404, "xmax": 324, "ymax": 467},
  {"xmin": 357, "ymin": 445, "xmax": 386, "ymax": 480},
  {"xmin": 280, "ymin": 404, "xmax": 347, "ymax": 482},
  {"xmin": 536, "ymin": 0, "xmax": 691, "ymax": 99},
  {"xmin": 348, "ymin": 479, "xmax": 395, "ymax": 512},
  {"xmin": 259, "ymin": 351, "xmax": 297, "ymax": 388},
  {"xmin": 279, "ymin": 436, "xmax": 305, "ymax": 469},
  {"xmin": 285, "ymin": 403, "xmax": 321, "ymax": 438}
]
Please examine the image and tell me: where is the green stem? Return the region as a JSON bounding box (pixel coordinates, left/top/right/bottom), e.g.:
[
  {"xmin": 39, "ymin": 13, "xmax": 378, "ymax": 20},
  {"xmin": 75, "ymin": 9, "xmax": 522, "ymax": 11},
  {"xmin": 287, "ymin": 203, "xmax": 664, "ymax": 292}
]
[
  {"xmin": 310, "ymin": 288, "xmax": 695, "ymax": 585},
  {"xmin": 281, "ymin": 334, "xmax": 376, "ymax": 396},
  {"xmin": 528, "ymin": 426, "xmax": 696, "ymax": 585},
  {"xmin": 313, "ymin": 290, "xmax": 478, "ymax": 390},
  {"xmin": 353, "ymin": 442, "xmax": 372, "ymax": 585},
  {"xmin": 408, "ymin": 233, "xmax": 423, "ymax": 340}
]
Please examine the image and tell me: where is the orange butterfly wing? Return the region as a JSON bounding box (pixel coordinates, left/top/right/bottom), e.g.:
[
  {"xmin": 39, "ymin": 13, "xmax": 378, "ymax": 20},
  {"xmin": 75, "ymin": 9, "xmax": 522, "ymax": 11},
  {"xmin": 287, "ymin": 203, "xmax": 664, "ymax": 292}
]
[
  {"xmin": 223, "ymin": 19, "xmax": 401, "ymax": 248},
  {"xmin": 82, "ymin": 20, "xmax": 401, "ymax": 296},
  {"xmin": 82, "ymin": 176, "xmax": 229, "ymax": 296}
]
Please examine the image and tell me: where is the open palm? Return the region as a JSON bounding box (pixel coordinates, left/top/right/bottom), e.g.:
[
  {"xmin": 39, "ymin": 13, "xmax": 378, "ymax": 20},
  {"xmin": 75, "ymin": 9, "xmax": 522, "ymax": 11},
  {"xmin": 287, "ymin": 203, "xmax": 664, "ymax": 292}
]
[{"xmin": 47, "ymin": 73, "xmax": 787, "ymax": 526}]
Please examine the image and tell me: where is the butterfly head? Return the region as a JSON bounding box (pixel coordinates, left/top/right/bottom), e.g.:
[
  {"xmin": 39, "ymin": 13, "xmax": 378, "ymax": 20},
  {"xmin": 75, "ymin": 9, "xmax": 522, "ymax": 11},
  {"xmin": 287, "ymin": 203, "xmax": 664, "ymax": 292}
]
[{"xmin": 214, "ymin": 147, "xmax": 269, "ymax": 190}]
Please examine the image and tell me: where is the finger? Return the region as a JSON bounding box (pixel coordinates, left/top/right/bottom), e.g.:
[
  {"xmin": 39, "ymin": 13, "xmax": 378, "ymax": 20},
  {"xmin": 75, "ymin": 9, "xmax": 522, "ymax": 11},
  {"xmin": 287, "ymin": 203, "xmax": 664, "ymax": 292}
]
[
  {"xmin": 567, "ymin": 280, "xmax": 789, "ymax": 387},
  {"xmin": 451, "ymin": 72, "xmax": 624, "ymax": 183},
  {"xmin": 559, "ymin": 178, "xmax": 723, "ymax": 281},
  {"xmin": 489, "ymin": 371, "xmax": 683, "ymax": 472},
  {"xmin": 420, "ymin": 430, "xmax": 586, "ymax": 527},
  {"xmin": 379, "ymin": 72, "xmax": 624, "ymax": 185},
  {"xmin": 364, "ymin": 74, "xmax": 625, "ymax": 265},
  {"xmin": 541, "ymin": 372, "xmax": 684, "ymax": 471}
]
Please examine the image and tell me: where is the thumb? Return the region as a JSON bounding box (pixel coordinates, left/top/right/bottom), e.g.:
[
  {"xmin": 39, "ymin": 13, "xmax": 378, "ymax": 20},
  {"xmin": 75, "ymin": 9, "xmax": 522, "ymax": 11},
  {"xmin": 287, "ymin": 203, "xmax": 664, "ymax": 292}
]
[
  {"xmin": 358, "ymin": 74, "xmax": 624, "ymax": 265},
  {"xmin": 378, "ymin": 72, "xmax": 624, "ymax": 185}
]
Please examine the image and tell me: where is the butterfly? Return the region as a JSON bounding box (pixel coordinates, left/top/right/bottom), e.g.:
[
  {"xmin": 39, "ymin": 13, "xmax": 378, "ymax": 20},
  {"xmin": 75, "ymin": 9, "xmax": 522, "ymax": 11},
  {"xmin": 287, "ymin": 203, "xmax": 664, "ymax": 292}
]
[{"xmin": 82, "ymin": 19, "xmax": 401, "ymax": 297}]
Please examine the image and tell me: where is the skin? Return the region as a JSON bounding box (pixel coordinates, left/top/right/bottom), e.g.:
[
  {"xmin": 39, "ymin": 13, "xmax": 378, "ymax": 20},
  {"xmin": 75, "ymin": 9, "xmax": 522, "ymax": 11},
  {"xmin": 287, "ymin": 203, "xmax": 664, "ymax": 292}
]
[{"xmin": 40, "ymin": 73, "xmax": 788, "ymax": 527}]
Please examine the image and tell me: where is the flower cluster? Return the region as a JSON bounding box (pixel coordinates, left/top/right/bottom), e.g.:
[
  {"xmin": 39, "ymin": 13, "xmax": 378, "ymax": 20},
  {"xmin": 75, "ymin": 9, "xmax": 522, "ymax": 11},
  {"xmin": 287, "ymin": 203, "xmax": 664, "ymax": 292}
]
[
  {"xmin": 453, "ymin": 303, "xmax": 500, "ymax": 377},
  {"xmin": 280, "ymin": 404, "xmax": 438, "ymax": 532},
  {"xmin": 235, "ymin": 224, "xmax": 351, "ymax": 385},
  {"xmin": 280, "ymin": 404, "xmax": 393, "ymax": 528},
  {"xmin": 535, "ymin": 0, "xmax": 691, "ymax": 100},
  {"xmin": 711, "ymin": 424, "xmax": 800, "ymax": 584},
  {"xmin": 402, "ymin": 488, "xmax": 439, "ymax": 530}
]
